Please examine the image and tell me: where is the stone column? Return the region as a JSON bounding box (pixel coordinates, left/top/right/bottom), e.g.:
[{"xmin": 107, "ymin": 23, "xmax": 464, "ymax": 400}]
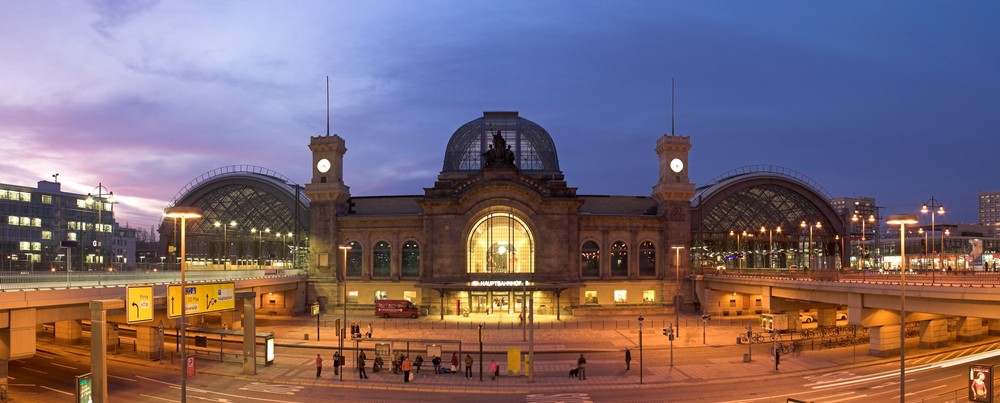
[
  {"xmin": 957, "ymin": 317, "xmax": 984, "ymax": 342},
  {"xmin": 242, "ymin": 293, "xmax": 257, "ymax": 375},
  {"xmin": 919, "ymin": 319, "xmax": 949, "ymax": 349},
  {"xmin": 55, "ymin": 320, "xmax": 83, "ymax": 345},
  {"xmin": 815, "ymin": 308, "xmax": 837, "ymax": 328},
  {"xmin": 988, "ymin": 319, "xmax": 1000, "ymax": 336},
  {"xmin": 869, "ymin": 324, "xmax": 902, "ymax": 357},
  {"xmin": 135, "ymin": 325, "xmax": 164, "ymax": 360}
]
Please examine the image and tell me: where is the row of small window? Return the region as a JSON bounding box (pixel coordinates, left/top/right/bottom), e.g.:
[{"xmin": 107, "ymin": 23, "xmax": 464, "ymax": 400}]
[
  {"xmin": 343, "ymin": 240, "xmax": 421, "ymax": 277},
  {"xmin": 342, "ymin": 290, "xmax": 417, "ymax": 304},
  {"xmin": 14, "ymin": 242, "xmax": 43, "ymax": 251},
  {"xmin": 0, "ymin": 190, "xmax": 32, "ymax": 202},
  {"xmin": 75, "ymin": 199, "xmax": 111, "ymax": 211},
  {"xmin": 7, "ymin": 216, "xmax": 42, "ymax": 227},
  {"xmin": 583, "ymin": 290, "xmax": 657, "ymax": 305},
  {"xmin": 579, "ymin": 240, "xmax": 658, "ymax": 277},
  {"xmin": 69, "ymin": 222, "xmax": 112, "ymax": 233}
]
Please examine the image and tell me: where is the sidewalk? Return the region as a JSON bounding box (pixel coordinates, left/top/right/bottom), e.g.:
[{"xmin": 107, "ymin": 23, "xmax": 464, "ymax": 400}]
[{"xmin": 42, "ymin": 312, "xmax": 990, "ymax": 394}]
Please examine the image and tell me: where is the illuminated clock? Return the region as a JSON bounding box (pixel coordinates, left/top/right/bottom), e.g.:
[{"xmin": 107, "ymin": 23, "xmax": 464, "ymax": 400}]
[
  {"xmin": 316, "ymin": 158, "xmax": 331, "ymax": 173},
  {"xmin": 670, "ymin": 158, "xmax": 684, "ymax": 173}
]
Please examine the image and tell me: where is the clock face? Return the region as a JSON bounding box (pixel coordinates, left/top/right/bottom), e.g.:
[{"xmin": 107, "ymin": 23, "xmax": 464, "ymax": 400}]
[
  {"xmin": 670, "ymin": 158, "xmax": 684, "ymax": 173},
  {"xmin": 316, "ymin": 158, "xmax": 331, "ymax": 173}
]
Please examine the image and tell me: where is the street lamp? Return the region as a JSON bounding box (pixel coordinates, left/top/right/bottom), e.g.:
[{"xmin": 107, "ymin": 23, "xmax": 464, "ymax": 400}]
[
  {"xmin": 800, "ymin": 221, "xmax": 821, "ymax": 270},
  {"xmin": 887, "ymin": 214, "xmax": 917, "ymax": 403},
  {"xmin": 164, "ymin": 206, "xmax": 203, "ymax": 403},
  {"xmin": 637, "ymin": 314, "xmax": 644, "ymax": 384},
  {"xmin": 852, "ymin": 213, "xmax": 875, "ymax": 271},
  {"xmin": 671, "ymin": 245, "xmax": 684, "ymax": 335},
  {"xmin": 251, "ymin": 228, "xmax": 270, "ymax": 269},
  {"xmin": 918, "ymin": 228, "xmax": 928, "ymax": 271},
  {"xmin": 213, "ymin": 221, "xmax": 237, "ymax": 270},
  {"xmin": 338, "ymin": 244, "xmax": 352, "ymax": 382},
  {"xmin": 86, "ymin": 185, "xmax": 113, "ymax": 271},
  {"xmin": 920, "ymin": 198, "xmax": 945, "ymax": 270},
  {"xmin": 729, "ymin": 230, "xmax": 751, "ymax": 272},
  {"xmin": 942, "ymin": 228, "xmax": 951, "ymax": 270},
  {"xmin": 759, "ymin": 226, "xmax": 781, "ymax": 269}
]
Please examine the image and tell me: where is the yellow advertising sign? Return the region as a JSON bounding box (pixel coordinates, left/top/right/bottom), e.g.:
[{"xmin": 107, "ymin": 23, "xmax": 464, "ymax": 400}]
[
  {"xmin": 168, "ymin": 282, "xmax": 236, "ymax": 318},
  {"xmin": 126, "ymin": 285, "xmax": 154, "ymax": 324}
]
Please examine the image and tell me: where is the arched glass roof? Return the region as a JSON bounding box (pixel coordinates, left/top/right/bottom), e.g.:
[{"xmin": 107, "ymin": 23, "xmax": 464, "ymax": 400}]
[{"xmin": 442, "ymin": 112, "xmax": 560, "ymax": 174}]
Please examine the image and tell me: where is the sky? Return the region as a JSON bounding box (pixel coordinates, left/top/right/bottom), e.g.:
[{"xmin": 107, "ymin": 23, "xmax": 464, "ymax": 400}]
[{"xmin": 2, "ymin": 1, "xmax": 998, "ymax": 231}]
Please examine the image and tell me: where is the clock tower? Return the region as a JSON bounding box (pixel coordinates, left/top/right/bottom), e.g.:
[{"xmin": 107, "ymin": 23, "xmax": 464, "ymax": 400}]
[
  {"xmin": 652, "ymin": 134, "xmax": 695, "ymax": 204},
  {"xmin": 305, "ymin": 134, "xmax": 351, "ymax": 278},
  {"xmin": 652, "ymin": 134, "xmax": 695, "ymax": 298}
]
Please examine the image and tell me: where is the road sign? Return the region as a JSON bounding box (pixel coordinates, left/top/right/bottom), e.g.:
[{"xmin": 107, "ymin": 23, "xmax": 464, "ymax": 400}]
[
  {"xmin": 126, "ymin": 285, "xmax": 154, "ymax": 324},
  {"xmin": 167, "ymin": 282, "xmax": 235, "ymax": 318},
  {"xmin": 186, "ymin": 356, "xmax": 197, "ymax": 378}
]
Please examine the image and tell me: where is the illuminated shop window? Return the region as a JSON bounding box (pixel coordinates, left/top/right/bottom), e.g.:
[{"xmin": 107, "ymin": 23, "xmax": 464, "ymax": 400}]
[
  {"xmin": 643, "ymin": 290, "xmax": 655, "ymax": 303},
  {"xmin": 584, "ymin": 290, "xmax": 599, "ymax": 304},
  {"xmin": 614, "ymin": 290, "xmax": 628, "ymax": 304}
]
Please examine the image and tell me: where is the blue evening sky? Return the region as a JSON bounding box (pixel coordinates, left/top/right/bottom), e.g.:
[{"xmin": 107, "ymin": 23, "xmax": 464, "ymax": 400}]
[{"xmin": 1, "ymin": 1, "xmax": 997, "ymax": 229}]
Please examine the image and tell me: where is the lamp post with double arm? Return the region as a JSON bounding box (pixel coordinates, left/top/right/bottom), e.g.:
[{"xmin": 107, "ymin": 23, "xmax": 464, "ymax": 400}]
[
  {"xmin": 164, "ymin": 206, "xmax": 203, "ymax": 403},
  {"xmin": 887, "ymin": 214, "xmax": 918, "ymax": 403}
]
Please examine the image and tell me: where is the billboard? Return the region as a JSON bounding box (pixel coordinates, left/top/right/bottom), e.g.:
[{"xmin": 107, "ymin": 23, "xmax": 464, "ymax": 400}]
[
  {"xmin": 970, "ymin": 364, "xmax": 993, "ymax": 402},
  {"xmin": 167, "ymin": 282, "xmax": 235, "ymax": 318}
]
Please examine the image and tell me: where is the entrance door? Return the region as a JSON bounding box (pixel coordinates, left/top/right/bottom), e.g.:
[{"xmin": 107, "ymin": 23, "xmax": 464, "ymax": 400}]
[{"xmin": 472, "ymin": 294, "xmax": 489, "ymax": 313}]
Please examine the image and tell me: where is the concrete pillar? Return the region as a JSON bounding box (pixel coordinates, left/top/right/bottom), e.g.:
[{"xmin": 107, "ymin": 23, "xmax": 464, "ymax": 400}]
[
  {"xmin": 90, "ymin": 300, "xmax": 110, "ymax": 403},
  {"xmin": 1, "ymin": 308, "xmax": 37, "ymax": 361},
  {"xmin": 919, "ymin": 319, "xmax": 949, "ymax": 349},
  {"xmin": 135, "ymin": 325, "xmax": 164, "ymax": 360},
  {"xmin": 958, "ymin": 317, "xmax": 984, "ymax": 343},
  {"xmin": 785, "ymin": 311, "xmax": 801, "ymax": 333},
  {"xmin": 221, "ymin": 311, "xmax": 242, "ymax": 330},
  {"xmin": 988, "ymin": 319, "xmax": 1000, "ymax": 336},
  {"xmin": 105, "ymin": 322, "xmax": 118, "ymax": 352},
  {"xmin": 55, "ymin": 320, "xmax": 83, "ymax": 345},
  {"xmin": 815, "ymin": 308, "xmax": 837, "ymax": 328},
  {"xmin": 868, "ymin": 324, "xmax": 901, "ymax": 357},
  {"xmin": 242, "ymin": 293, "xmax": 257, "ymax": 375}
]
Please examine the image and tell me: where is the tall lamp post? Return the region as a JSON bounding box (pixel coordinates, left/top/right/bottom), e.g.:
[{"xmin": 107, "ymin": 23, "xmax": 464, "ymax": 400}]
[
  {"xmin": 86, "ymin": 185, "xmax": 114, "ymax": 271},
  {"xmin": 918, "ymin": 228, "xmax": 928, "ymax": 271},
  {"xmin": 164, "ymin": 206, "xmax": 203, "ymax": 403},
  {"xmin": 637, "ymin": 314, "xmax": 644, "ymax": 384},
  {"xmin": 251, "ymin": 228, "xmax": 270, "ymax": 269},
  {"xmin": 800, "ymin": 221, "xmax": 821, "ymax": 270},
  {"xmin": 759, "ymin": 226, "xmax": 781, "ymax": 269},
  {"xmin": 920, "ymin": 198, "xmax": 945, "ymax": 270},
  {"xmin": 887, "ymin": 214, "xmax": 917, "ymax": 403},
  {"xmin": 852, "ymin": 213, "xmax": 875, "ymax": 271},
  {"xmin": 729, "ymin": 230, "xmax": 750, "ymax": 272},
  {"xmin": 338, "ymin": 244, "xmax": 352, "ymax": 382},
  {"xmin": 213, "ymin": 221, "xmax": 236, "ymax": 270},
  {"xmin": 671, "ymin": 246, "xmax": 685, "ymax": 334},
  {"xmin": 942, "ymin": 229, "xmax": 950, "ymax": 270}
]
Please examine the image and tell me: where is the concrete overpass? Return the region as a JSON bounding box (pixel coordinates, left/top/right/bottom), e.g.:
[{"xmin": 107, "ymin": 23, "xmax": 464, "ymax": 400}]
[
  {"xmin": 0, "ymin": 269, "xmax": 307, "ymax": 390},
  {"xmin": 695, "ymin": 271, "xmax": 1000, "ymax": 357}
]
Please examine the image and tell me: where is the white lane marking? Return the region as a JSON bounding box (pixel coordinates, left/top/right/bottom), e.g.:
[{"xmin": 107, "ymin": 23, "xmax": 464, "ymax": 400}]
[
  {"xmin": 6, "ymin": 383, "xmax": 35, "ymax": 387},
  {"xmin": 140, "ymin": 395, "xmax": 175, "ymax": 402},
  {"xmin": 136, "ymin": 376, "xmax": 301, "ymax": 403},
  {"xmin": 51, "ymin": 363, "xmax": 76, "ymax": 369},
  {"xmin": 238, "ymin": 382, "xmax": 302, "ymax": 395},
  {"xmin": 913, "ymin": 384, "xmax": 947, "ymax": 395},
  {"xmin": 110, "ymin": 374, "xmax": 137, "ymax": 382},
  {"xmin": 40, "ymin": 385, "xmax": 73, "ymax": 396},
  {"xmin": 22, "ymin": 367, "xmax": 47, "ymax": 374}
]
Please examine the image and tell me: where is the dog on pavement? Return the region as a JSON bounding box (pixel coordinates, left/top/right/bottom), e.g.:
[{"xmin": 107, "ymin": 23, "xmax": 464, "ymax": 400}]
[{"xmin": 569, "ymin": 367, "xmax": 580, "ymax": 378}]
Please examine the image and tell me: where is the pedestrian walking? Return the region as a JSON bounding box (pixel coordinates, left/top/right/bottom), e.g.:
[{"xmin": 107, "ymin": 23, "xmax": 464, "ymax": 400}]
[
  {"xmin": 432, "ymin": 355, "xmax": 441, "ymax": 374},
  {"xmin": 464, "ymin": 354, "xmax": 474, "ymax": 379},
  {"xmin": 625, "ymin": 348, "xmax": 631, "ymax": 371},
  {"xmin": 366, "ymin": 322, "xmax": 373, "ymax": 338},
  {"xmin": 414, "ymin": 355, "xmax": 424, "ymax": 373},
  {"xmin": 358, "ymin": 350, "xmax": 369, "ymax": 379},
  {"xmin": 402, "ymin": 356, "xmax": 412, "ymax": 383},
  {"xmin": 489, "ymin": 359, "xmax": 499, "ymax": 380},
  {"xmin": 333, "ymin": 351, "xmax": 341, "ymax": 376},
  {"xmin": 451, "ymin": 353, "xmax": 459, "ymax": 374},
  {"xmin": 577, "ymin": 354, "xmax": 587, "ymax": 380},
  {"xmin": 315, "ymin": 354, "xmax": 323, "ymax": 378}
]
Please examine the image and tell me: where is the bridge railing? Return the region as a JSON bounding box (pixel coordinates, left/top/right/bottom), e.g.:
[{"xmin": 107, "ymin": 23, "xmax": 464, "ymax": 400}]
[
  {"xmin": 0, "ymin": 269, "xmax": 305, "ymax": 291},
  {"xmin": 707, "ymin": 268, "xmax": 1000, "ymax": 286}
]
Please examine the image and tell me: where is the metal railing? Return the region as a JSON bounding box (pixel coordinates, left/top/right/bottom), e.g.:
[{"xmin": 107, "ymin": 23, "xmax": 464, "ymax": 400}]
[{"xmin": 0, "ymin": 269, "xmax": 304, "ymax": 291}]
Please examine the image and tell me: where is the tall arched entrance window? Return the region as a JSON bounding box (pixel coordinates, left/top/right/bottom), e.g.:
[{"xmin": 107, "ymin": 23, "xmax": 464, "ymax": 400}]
[
  {"xmin": 639, "ymin": 241, "xmax": 656, "ymax": 277},
  {"xmin": 467, "ymin": 212, "xmax": 534, "ymax": 274},
  {"xmin": 346, "ymin": 241, "xmax": 362, "ymax": 277},
  {"xmin": 402, "ymin": 241, "xmax": 420, "ymax": 277},
  {"xmin": 581, "ymin": 240, "xmax": 600, "ymax": 278},
  {"xmin": 611, "ymin": 241, "xmax": 629, "ymax": 277},
  {"xmin": 373, "ymin": 241, "xmax": 390, "ymax": 278}
]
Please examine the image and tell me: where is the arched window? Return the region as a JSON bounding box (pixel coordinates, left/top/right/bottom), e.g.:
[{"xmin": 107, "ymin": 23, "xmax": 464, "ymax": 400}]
[
  {"xmin": 580, "ymin": 241, "xmax": 600, "ymax": 277},
  {"xmin": 639, "ymin": 241, "xmax": 656, "ymax": 277},
  {"xmin": 467, "ymin": 212, "xmax": 534, "ymax": 273},
  {"xmin": 611, "ymin": 241, "xmax": 628, "ymax": 277},
  {"xmin": 373, "ymin": 241, "xmax": 390, "ymax": 277},
  {"xmin": 346, "ymin": 241, "xmax": 362, "ymax": 277},
  {"xmin": 402, "ymin": 241, "xmax": 420, "ymax": 277}
]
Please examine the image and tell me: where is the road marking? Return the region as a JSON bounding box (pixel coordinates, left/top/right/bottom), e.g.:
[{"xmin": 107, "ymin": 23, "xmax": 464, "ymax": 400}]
[
  {"xmin": 140, "ymin": 395, "xmax": 175, "ymax": 402},
  {"xmin": 6, "ymin": 383, "xmax": 35, "ymax": 387},
  {"xmin": 238, "ymin": 382, "xmax": 302, "ymax": 395},
  {"xmin": 526, "ymin": 393, "xmax": 593, "ymax": 402},
  {"xmin": 110, "ymin": 374, "xmax": 137, "ymax": 382},
  {"xmin": 40, "ymin": 385, "xmax": 73, "ymax": 396},
  {"xmin": 137, "ymin": 376, "xmax": 299, "ymax": 403},
  {"xmin": 22, "ymin": 367, "xmax": 47, "ymax": 374},
  {"xmin": 51, "ymin": 363, "xmax": 76, "ymax": 370}
]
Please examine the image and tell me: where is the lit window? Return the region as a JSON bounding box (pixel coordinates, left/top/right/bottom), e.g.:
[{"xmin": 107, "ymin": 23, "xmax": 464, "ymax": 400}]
[
  {"xmin": 42, "ymin": 231, "xmax": 52, "ymax": 240},
  {"xmin": 403, "ymin": 291, "xmax": 416, "ymax": 302},
  {"xmin": 41, "ymin": 195, "xmax": 52, "ymax": 204},
  {"xmin": 19, "ymin": 241, "xmax": 30, "ymax": 251},
  {"xmin": 584, "ymin": 290, "xmax": 598, "ymax": 304},
  {"xmin": 614, "ymin": 290, "xmax": 628, "ymax": 304},
  {"xmin": 347, "ymin": 290, "xmax": 359, "ymax": 304},
  {"xmin": 642, "ymin": 290, "xmax": 655, "ymax": 303},
  {"xmin": 374, "ymin": 290, "xmax": 388, "ymax": 300},
  {"xmin": 32, "ymin": 218, "xmax": 41, "ymax": 227},
  {"xmin": 7, "ymin": 216, "xmax": 16, "ymax": 225}
]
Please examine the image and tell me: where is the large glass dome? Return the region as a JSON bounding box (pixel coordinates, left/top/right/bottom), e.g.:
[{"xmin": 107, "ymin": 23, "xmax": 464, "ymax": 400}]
[{"xmin": 442, "ymin": 112, "xmax": 560, "ymax": 174}]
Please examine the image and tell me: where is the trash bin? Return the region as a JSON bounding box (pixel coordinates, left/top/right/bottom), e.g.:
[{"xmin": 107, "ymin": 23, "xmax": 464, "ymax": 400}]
[
  {"xmin": 736, "ymin": 337, "xmax": 742, "ymax": 344},
  {"xmin": 743, "ymin": 353, "xmax": 750, "ymax": 363}
]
